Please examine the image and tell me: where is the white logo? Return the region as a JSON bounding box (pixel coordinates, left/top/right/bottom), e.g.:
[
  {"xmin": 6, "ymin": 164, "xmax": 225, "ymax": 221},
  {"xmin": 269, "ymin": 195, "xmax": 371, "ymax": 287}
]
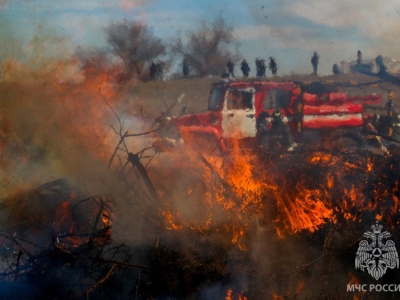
[{"xmin": 355, "ymin": 222, "xmax": 399, "ymax": 280}]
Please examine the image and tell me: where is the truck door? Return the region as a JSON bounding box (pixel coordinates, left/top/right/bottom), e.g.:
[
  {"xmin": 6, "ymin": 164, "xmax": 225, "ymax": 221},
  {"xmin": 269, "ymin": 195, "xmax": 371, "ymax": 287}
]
[{"xmin": 221, "ymin": 88, "xmax": 256, "ymax": 138}]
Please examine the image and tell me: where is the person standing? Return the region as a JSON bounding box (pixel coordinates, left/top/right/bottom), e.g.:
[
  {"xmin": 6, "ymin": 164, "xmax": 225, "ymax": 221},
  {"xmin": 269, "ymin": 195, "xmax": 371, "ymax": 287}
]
[
  {"xmin": 182, "ymin": 59, "xmax": 190, "ymax": 78},
  {"xmin": 268, "ymin": 57, "xmax": 277, "ymax": 76},
  {"xmin": 270, "ymin": 110, "xmax": 293, "ymax": 148},
  {"xmin": 150, "ymin": 62, "xmax": 157, "ymax": 80},
  {"xmin": 240, "ymin": 59, "xmax": 250, "ymax": 77},
  {"xmin": 156, "ymin": 60, "xmax": 164, "ymax": 79},
  {"xmin": 311, "ymin": 51, "xmax": 319, "ymax": 75},
  {"xmin": 256, "ymin": 58, "xmax": 266, "ymax": 77},
  {"xmin": 227, "ymin": 59, "xmax": 235, "ymax": 78}
]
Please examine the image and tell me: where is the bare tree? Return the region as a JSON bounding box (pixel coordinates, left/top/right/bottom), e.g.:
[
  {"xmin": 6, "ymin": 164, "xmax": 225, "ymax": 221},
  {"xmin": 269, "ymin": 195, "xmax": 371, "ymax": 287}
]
[
  {"xmin": 106, "ymin": 21, "xmax": 166, "ymax": 79},
  {"xmin": 172, "ymin": 18, "xmax": 241, "ymax": 77}
]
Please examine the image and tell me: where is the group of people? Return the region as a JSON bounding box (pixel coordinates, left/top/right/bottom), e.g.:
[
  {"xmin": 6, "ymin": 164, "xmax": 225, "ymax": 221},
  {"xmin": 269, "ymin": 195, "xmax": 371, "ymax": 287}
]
[
  {"xmin": 221, "ymin": 58, "xmax": 277, "ymax": 79},
  {"xmin": 221, "ymin": 59, "xmax": 251, "ymax": 78},
  {"xmin": 221, "ymin": 59, "xmax": 237, "ymax": 78},
  {"xmin": 180, "ymin": 58, "xmax": 278, "ymax": 78}
]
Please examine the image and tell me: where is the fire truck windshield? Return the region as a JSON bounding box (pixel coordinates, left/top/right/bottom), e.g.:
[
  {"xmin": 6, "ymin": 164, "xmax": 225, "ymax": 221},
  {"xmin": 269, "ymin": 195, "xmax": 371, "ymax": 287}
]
[
  {"xmin": 208, "ymin": 87, "xmax": 224, "ymax": 111},
  {"xmin": 226, "ymin": 90, "xmax": 253, "ymax": 110}
]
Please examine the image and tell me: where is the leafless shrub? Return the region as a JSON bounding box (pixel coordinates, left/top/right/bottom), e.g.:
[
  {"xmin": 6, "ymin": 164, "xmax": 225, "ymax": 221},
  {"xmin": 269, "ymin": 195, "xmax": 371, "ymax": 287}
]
[
  {"xmin": 106, "ymin": 21, "xmax": 166, "ymax": 80},
  {"xmin": 171, "ymin": 18, "xmax": 241, "ymax": 77}
]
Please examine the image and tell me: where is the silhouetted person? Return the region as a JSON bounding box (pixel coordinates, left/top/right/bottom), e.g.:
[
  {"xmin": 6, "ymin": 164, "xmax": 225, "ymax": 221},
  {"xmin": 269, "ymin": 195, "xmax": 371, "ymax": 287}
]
[
  {"xmin": 376, "ymin": 55, "xmax": 387, "ymax": 77},
  {"xmin": 182, "ymin": 59, "xmax": 190, "ymax": 77},
  {"xmin": 332, "ymin": 64, "xmax": 340, "ymax": 75},
  {"xmin": 156, "ymin": 60, "xmax": 164, "ymax": 79},
  {"xmin": 227, "ymin": 59, "xmax": 235, "ymax": 77},
  {"xmin": 150, "ymin": 62, "xmax": 157, "ymax": 80},
  {"xmin": 357, "ymin": 50, "xmax": 362, "ymax": 65},
  {"xmin": 311, "ymin": 51, "xmax": 319, "ymax": 75},
  {"xmin": 268, "ymin": 57, "xmax": 277, "ymax": 76},
  {"xmin": 182, "ymin": 104, "xmax": 188, "ymax": 114},
  {"xmin": 351, "ymin": 50, "xmax": 373, "ymax": 74},
  {"xmin": 241, "ymin": 59, "xmax": 250, "ymax": 77},
  {"xmin": 256, "ymin": 58, "xmax": 266, "ymax": 77}
]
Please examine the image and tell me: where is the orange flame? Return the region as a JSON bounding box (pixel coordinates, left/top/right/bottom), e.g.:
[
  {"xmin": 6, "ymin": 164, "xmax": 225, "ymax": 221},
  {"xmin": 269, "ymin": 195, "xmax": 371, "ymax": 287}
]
[
  {"xmin": 348, "ymin": 272, "xmax": 359, "ymax": 285},
  {"xmin": 278, "ymin": 187, "xmax": 334, "ymax": 233},
  {"xmin": 215, "ymin": 140, "xmax": 267, "ymax": 213},
  {"xmin": 162, "ymin": 210, "xmax": 183, "ymax": 230},
  {"xmin": 348, "ymin": 272, "xmax": 363, "ymax": 299},
  {"xmin": 160, "ymin": 141, "xmax": 340, "ymax": 243},
  {"xmin": 272, "ymin": 293, "xmax": 284, "ymax": 300},
  {"xmin": 327, "ymin": 173, "xmax": 334, "ymax": 189},
  {"xmin": 159, "ymin": 134, "xmax": 396, "ymax": 245},
  {"xmin": 225, "ymin": 289, "xmax": 233, "ymax": 300},
  {"xmin": 310, "ymin": 152, "xmax": 332, "ymax": 164},
  {"xmin": 231, "ymin": 224, "xmax": 248, "ymax": 251},
  {"xmin": 367, "ymin": 157, "xmax": 373, "ymax": 172},
  {"xmin": 295, "ymin": 280, "xmax": 305, "ymax": 294},
  {"xmin": 225, "ymin": 289, "xmax": 247, "ymax": 300}
]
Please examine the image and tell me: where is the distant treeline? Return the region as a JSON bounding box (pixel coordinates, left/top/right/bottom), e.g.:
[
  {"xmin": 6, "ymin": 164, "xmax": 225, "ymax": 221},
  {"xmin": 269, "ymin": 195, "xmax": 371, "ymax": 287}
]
[{"xmin": 78, "ymin": 19, "xmax": 398, "ymax": 83}]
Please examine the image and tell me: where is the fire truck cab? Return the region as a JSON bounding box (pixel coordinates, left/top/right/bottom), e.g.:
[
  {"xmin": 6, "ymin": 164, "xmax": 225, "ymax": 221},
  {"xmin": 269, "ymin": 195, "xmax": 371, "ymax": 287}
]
[{"xmin": 174, "ymin": 80, "xmax": 382, "ymax": 151}]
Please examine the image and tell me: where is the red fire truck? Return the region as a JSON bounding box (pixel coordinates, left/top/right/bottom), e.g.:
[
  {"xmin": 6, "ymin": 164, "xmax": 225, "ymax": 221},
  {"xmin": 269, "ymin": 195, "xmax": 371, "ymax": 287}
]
[{"xmin": 173, "ymin": 80, "xmax": 382, "ymax": 151}]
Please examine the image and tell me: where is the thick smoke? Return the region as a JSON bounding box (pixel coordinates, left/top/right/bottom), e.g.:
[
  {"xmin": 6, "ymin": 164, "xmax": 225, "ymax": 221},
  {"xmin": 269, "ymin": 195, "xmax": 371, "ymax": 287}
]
[
  {"xmin": 0, "ymin": 25, "xmax": 165, "ymax": 298},
  {"xmin": 0, "ymin": 30, "xmax": 160, "ymax": 222}
]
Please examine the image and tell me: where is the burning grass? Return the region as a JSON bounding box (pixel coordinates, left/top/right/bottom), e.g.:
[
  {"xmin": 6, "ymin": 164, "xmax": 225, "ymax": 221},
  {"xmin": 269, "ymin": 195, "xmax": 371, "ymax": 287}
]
[
  {"xmin": 2, "ymin": 70, "xmax": 400, "ymax": 298},
  {"xmin": 155, "ymin": 141, "xmax": 363, "ymax": 240},
  {"xmin": 3, "ymin": 122, "xmax": 400, "ymax": 298},
  {"xmin": 145, "ymin": 141, "xmax": 400, "ymax": 298}
]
